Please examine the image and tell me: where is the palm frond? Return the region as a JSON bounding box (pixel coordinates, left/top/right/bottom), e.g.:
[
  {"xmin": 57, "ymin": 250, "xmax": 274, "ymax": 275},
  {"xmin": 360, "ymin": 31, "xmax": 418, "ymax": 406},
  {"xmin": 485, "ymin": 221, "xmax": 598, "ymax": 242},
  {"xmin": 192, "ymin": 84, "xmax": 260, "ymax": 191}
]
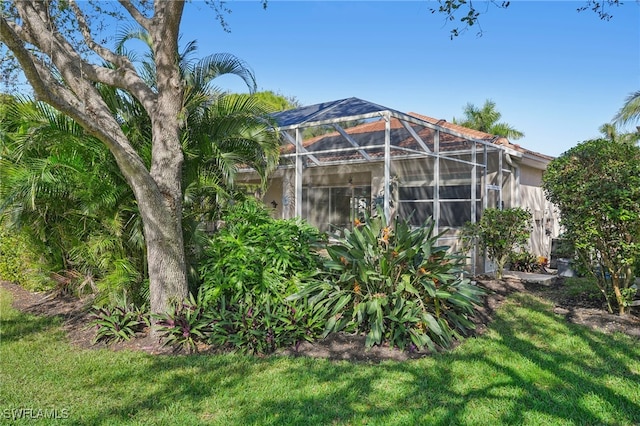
[
  {"xmin": 455, "ymin": 99, "xmax": 524, "ymax": 139},
  {"xmin": 614, "ymin": 90, "xmax": 640, "ymax": 126},
  {"xmin": 187, "ymin": 52, "xmax": 257, "ymax": 95}
]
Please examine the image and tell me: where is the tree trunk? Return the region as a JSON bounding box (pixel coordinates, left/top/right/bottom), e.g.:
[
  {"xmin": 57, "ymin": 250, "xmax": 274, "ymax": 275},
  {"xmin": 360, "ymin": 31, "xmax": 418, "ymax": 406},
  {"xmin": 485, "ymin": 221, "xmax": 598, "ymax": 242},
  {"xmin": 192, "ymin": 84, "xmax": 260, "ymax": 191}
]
[
  {"xmin": 495, "ymin": 255, "xmax": 507, "ymax": 280},
  {"xmin": 136, "ymin": 186, "xmax": 188, "ymax": 315},
  {"xmin": 611, "ymin": 275, "xmax": 628, "ymax": 316},
  {"xmin": 2, "ymin": 0, "xmax": 190, "ymax": 316},
  {"xmin": 144, "ymin": 1, "xmax": 189, "ymax": 315}
]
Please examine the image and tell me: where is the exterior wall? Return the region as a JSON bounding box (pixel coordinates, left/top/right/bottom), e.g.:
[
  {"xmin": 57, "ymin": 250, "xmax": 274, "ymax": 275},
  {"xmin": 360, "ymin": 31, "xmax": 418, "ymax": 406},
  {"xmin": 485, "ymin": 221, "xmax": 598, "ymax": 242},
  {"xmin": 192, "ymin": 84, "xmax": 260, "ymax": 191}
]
[
  {"xmin": 517, "ymin": 164, "xmax": 561, "ymax": 258},
  {"xmin": 262, "ymin": 176, "xmax": 283, "ymax": 218}
]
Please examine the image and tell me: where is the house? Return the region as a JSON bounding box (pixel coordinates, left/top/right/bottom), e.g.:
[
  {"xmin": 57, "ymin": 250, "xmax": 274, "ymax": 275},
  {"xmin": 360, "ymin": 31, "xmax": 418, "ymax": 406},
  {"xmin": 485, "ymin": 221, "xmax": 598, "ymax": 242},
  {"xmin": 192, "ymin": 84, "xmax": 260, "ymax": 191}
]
[{"xmin": 239, "ymin": 97, "xmax": 560, "ymax": 273}]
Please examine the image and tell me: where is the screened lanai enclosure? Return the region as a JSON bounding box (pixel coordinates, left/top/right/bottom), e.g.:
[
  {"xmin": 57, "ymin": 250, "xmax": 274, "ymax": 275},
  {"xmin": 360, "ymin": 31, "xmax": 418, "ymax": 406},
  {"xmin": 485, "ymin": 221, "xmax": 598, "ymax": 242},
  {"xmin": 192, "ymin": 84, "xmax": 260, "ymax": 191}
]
[{"xmin": 239, "ymin": 98, "xmax": 559, "ymax": 273}]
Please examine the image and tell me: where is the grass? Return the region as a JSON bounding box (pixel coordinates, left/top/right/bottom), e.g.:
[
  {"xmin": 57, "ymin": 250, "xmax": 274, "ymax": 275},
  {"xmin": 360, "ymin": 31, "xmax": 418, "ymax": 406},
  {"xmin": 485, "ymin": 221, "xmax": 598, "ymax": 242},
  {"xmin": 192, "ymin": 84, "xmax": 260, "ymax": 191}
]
[
  {"xmin": 561, "ymin": 276, "xmax": 603, "ymax": 299},
  {"xmin": 1, "ymin": 288, "xmax": 639, "ymax": 425}
]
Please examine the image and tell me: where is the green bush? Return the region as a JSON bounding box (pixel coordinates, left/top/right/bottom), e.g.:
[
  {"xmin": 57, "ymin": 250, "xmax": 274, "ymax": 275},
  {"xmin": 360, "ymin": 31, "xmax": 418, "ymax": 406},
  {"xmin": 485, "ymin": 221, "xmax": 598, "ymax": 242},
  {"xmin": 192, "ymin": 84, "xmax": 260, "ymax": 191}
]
[
  {"xmin": 461, "ymin": 208, "xmax": 532, "ymax": 279},
  {"xmin": 207, "ymin": 291, "xmax": 325, "ymax": 355},
  {"xmin": 197, "ymin": 199, "xmax": 326, "ymax": 354},
  {"xmin": 0, "ymin": 229, "xmax": 25, "ymax": 283},
  {"xmin": 0, "ymin": 227, "xmax": 50, "ymax": 290},
  {"xmin": 543, "ymin": 138, "xmax": 640, "ymax": 314},
  {"xmin": 291, "ymin": 210, "xmax": 485, "ymax": 352}
]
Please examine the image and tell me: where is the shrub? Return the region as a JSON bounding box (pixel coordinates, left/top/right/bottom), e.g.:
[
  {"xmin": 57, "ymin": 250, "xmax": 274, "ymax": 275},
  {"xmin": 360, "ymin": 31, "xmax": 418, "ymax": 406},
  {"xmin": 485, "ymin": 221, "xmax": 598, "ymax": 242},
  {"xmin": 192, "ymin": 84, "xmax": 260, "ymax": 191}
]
[
  {"xmin": 154, "ymin": 293, "xmax": 213, "ymax": 353},
  {"xmin": 461, "ymin": 208, "xmax": 532, "ymax": 279},
  {"xmin": 0, "ymin": 227, "xmax": 50, "ymax": 290},
  {"xmin": 207, "ymin": 291, "xmax": 325, "ymax": 355},
  {"xmin": 89, "ymin": 299, "xmax": 150, "ymax": 344},
  {"xmin": 291, "ymin": 209, "xmax": 485, "ymax": 352},
  {"xmin": 509, "ymin": 251, "xmax": 545, "ymax": 273},
  {"xmin": 197, "ymin": 199, "xmax": 326, "ymax": 354},
  {"xmin": 543, "ymin": 138, "xmax": 640, "ymax": 315}
]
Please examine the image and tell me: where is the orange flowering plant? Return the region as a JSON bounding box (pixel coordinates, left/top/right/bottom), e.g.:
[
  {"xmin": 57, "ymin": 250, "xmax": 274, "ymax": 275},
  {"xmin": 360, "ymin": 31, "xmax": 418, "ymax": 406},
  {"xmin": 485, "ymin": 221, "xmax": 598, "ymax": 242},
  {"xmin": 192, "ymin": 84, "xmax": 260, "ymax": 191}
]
[{"xmin": 289, "ymin": 208, "xmax": 485, "ymax": 352}]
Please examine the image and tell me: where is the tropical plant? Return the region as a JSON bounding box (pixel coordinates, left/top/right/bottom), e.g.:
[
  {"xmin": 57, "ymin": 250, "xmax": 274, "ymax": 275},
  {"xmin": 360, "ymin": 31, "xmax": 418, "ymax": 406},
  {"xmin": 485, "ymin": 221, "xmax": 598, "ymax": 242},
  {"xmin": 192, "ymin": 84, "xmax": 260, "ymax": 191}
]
[
  {"xmin": 0, "ymin": 35, "xmax": 280, "ymax": 305},
  {"xmin": 543, "ymin": 138, "xmax": 640, "ymax": 314},
  {"xmin": 291, "ymin": 209, "xmax": 485, "ymax": 351},
  {"xmin": 0, "ymin": 2, "xmax": 278, "ymax": 317},
  {"xmin": 153, "ymin": 293, "xmax": 214, "ymax": 353},
  {"xmin": 508, "ymin": 251, "xmax": 545, "ymax": 273},
  {"xmin": 1, "ymin": 1, "xmax": 200, "ymax": 315},
  {"xmin": 453, "ymin": 100, "xmax": 525, "ymax": 140},
  {"xmin": 0, "ymin": 98, "xmax": 148, "ymax": 302},
  {"xmin": 198, "ymin": 199, "xmax": 325, "ymax": 304},
  {"xmin": 598, "ymin": 122, "xmax": 640, "ymax": 145},
  {"xmin": 89, "ymin": 299, "xmax": 150, "ymax": 344},
  {"xmin": 614, "ymin": 90, "xmax": 640, "ymax": 126},
  {"xmin": 207, "ymin": 290, "xmax": 325, "ymax": 355},
  {"xmin": 111, "ymin": 33, "xmax": 281, "ymax": 291},
  {"xmin": 461, "ymin": 207, "xmax": 532, "ymax": 279},
  {"xmin": 197, "ymin": 199, "xmax": 326, "ymax": 354}
]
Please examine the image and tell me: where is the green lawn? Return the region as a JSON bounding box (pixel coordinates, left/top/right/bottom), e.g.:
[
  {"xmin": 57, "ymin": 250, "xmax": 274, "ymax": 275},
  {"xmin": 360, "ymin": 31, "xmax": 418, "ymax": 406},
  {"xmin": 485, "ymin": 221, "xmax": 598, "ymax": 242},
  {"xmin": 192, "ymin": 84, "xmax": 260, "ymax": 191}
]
[{"xmin": 1, "ymin": 289, "xmax": 639, "ymax": 425}]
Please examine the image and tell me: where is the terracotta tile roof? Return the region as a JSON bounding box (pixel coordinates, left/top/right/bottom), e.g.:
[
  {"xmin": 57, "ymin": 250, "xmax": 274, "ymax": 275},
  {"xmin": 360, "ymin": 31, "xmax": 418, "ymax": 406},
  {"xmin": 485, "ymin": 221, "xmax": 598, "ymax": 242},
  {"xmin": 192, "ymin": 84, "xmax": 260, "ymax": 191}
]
[
  {"xmin": 280, "ymin": 112, "xmax": 553, "ymax": 162},
  {"xmin": 407, "ymin": 113, "xmax": 554, "ymax": 161},
  {"xmin": 407, "ymin": 112, "xmax": 504, "ymax": 142}
]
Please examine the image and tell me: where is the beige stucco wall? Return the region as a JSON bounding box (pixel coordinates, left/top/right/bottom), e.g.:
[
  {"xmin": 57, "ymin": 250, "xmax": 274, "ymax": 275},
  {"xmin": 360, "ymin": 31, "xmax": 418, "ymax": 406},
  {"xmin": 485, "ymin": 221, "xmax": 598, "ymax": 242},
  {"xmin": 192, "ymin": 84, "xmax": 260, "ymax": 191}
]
[{"xmin": 516, "ymin": 163, "xmax": 560, "ymax": 258}]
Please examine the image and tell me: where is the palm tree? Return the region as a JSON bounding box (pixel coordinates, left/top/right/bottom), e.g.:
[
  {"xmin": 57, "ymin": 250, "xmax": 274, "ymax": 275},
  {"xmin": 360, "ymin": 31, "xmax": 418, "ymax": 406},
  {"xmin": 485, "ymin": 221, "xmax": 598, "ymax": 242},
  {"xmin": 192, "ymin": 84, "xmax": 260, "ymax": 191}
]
[
  {"xmin": 112, "ymin": 31, "xmax": 278, "ymax": 201},
  {"xmin": 0, "ymin": 98, "xmax": 146, "ymax": 302},
  {"xmin": 453, "ymin": 99, "xmax": 525, "ymax": 140},
  {"xmin": 614, "ymin": 90, "xmax": 640, "ymax": 126},
  {"xmin": 598, "ymin": 122, "xmax": 640, "ymax": 145},
  {"xmin": 1, "ymin": 33, "xmax": 281, "ymax": 302}
]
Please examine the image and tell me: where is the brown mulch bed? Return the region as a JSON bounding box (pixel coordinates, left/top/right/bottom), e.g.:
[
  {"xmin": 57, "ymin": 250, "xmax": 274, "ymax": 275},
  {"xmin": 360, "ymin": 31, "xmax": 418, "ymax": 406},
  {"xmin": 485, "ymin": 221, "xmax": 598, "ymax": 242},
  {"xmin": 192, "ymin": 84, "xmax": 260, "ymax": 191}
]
[{"xmin": 2, "ymin": 276, "xmax": 639, "ymax": 362}]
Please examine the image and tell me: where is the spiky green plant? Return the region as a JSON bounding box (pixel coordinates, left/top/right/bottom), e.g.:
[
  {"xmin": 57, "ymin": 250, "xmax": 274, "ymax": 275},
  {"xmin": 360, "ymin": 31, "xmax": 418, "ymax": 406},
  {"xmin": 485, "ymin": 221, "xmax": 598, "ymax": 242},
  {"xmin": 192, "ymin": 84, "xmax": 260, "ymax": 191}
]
[{"xmin": 291, "ymin": 209, "xmax": 485, "ymax": 351}]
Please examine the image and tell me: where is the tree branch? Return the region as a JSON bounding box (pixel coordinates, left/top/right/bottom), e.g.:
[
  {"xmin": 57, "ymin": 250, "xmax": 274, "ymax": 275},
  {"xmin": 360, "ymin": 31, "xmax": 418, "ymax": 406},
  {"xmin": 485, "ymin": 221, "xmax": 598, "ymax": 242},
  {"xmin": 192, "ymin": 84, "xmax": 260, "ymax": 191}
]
[
  {"xmin": 1, "ymin": 4, "xmax": 152, "ymax": 182},
  {"xmin": 11, "ymin": 2, "xmax": 158, "ymax": 118},
  {"xmin": 118, "ymin": 0, "xmax": 152, "ymax": 30},
  {"xmin": 0, "ymin": 16, "xmax": 57, "ymax": 104},
  {"xmin": 68, "ymin": 0, "xmax": 129, "ymax": 67},
  {"xmin": 2, "ymin": 20, "xmax": 36, "ymax": 46}
]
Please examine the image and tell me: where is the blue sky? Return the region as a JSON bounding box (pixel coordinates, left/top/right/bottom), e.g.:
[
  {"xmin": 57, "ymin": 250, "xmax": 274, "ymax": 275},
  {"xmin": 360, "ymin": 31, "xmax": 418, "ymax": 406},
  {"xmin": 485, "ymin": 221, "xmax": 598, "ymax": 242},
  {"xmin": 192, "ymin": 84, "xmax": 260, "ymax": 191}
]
[{"xmin": 179, "ymin": 1, "xmax": 640, "ymax": 157}]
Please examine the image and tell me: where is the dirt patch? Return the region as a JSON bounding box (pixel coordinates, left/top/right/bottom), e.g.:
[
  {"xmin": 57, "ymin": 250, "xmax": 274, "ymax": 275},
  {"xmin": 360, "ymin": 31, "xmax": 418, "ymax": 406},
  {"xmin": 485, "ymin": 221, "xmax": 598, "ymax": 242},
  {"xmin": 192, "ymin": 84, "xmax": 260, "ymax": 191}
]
[
  {"xmin": 526, "ymin": 279, "xmax": 640, "ymax": 338},
  {"xmin": 2, "ymin": 276, "xmax": 639, "ymax": 362},
  {"xmin": 1, "ymin": 282, "xmax": 174, "ymax": 354}
]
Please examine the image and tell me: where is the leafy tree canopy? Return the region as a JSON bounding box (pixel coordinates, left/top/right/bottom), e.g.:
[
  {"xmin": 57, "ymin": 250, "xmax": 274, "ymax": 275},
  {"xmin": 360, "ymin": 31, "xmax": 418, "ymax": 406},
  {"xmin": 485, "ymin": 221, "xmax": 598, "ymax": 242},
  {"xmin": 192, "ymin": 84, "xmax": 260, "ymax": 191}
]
[
  {"xmin": 431, "ymin": 0, "xmax": 627, "ymax": 38},
  {"xmin": 252, "ymin": 91, "xmax": 301, "ymax": 112}
]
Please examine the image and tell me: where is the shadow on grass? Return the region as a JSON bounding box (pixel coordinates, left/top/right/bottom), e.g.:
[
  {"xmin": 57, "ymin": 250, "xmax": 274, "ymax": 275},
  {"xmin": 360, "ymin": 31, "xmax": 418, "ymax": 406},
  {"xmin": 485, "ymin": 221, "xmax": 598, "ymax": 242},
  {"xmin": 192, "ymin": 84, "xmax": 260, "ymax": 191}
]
[
  {"xmin": 0, "ymin": 316, "xmax": 62, "ymax": 342},
  {"xmin": 2, "ymin": 289, "xmax": 639, "ymax": 425},
  {"xmin": 0, "ymin": 290, "xmax": 63, "ymax": 342},
  {"xmin": 66, "ymin": 293, "xmax": 639, "ymax": 425}
]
